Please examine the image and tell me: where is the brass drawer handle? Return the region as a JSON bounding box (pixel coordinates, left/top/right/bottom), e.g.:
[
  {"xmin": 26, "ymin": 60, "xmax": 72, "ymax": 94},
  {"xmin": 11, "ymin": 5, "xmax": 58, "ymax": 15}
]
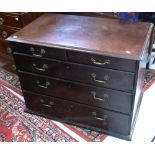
[
  {"xmin": 91, "ymin": 91, "xmax": 109, "ymax": 102},
  {"xmin": 92, "ymin": 111, "xmax": 108, "ymax": 121},
  {"xmin": 2, "ymin": 31, "xmax": 8, "ymax": 39},
  {"xmin": 6, "ymin": 47, "xmax": 12, "ymax": 54},
  {"xmin": 91, "ymin": 73, "xmax": 110, "ymax": 83},
  {"xmin": 32, "ymin": 53, "xmax": 42, "ymax": 57},
  {"xmin": 30, "ymin": 47, "xmax": 46, "ymax": 57},
  {"xmin": 40, "ymin": 99, "xmax": 54, "ymax": 107},
  {"xmin": 91, "ymin": 57, "xmax": 111, "ymax": 65},
  {"xmin": 0, "ymin": 17, "xmax": 4, "ymax": 25},
  {"xmin": 33, "ymin": 63, "xmax": 48, "ymax": 72},
  {"xmin": 42, "ymin": 104, "xmax": 52, "ymax": 108},
  {"xmin": 36, "ymin": 81, "xmax": 50, "ymax": 89}
]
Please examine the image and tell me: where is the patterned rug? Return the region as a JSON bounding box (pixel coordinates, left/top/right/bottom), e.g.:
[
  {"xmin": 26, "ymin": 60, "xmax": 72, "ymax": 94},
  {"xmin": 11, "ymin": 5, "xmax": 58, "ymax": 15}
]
[{"xmin": 0, "ymin": 68, "xmax": 155, "ymax": 142}]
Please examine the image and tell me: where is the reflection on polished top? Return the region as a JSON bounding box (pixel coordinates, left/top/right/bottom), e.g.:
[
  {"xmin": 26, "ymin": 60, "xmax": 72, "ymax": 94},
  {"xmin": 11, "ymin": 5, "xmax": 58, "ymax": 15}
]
[{"xmin": 8, "ymin": 13, "xmax": 153, "ymax": 60}]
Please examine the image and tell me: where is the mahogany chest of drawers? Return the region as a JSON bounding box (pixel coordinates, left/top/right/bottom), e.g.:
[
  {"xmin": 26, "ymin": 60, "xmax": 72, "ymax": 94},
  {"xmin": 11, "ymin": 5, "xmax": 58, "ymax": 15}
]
[
  {"xmin": 0, "ymin": 12, "xmax": 42, "ymax": 72},
  {"xmin": 8, "ymin": 13, "xmax": 154, "ymax": 140}
]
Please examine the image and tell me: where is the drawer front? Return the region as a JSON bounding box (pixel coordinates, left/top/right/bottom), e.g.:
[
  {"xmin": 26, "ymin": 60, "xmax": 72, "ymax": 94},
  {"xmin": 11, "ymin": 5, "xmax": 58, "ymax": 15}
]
[
  {"xmin": 14, "ymin": 54, "xmax": 135, "ymax": 92},
  {"xmin": 24, "ymin": 91, "xmax": 74, "ymax": 119},
  {"xmin": 0, "ymin": 13, "xmax": 22, "ymax": 28},
  {"xmin": 0, "ymin": 39, "xmax": 12, "ymax": 56},
  {"xmin": 19, "ymin": 72, "xmax": 133, "ymax": 114},
  {"xmin": 3, "ymin": 59, "xmax": 16, "ymax": 73},
  {"xmin": 11, "ymin": 43, "xmax": 67, "ymax": 60},
  {"xmin": 0, "ymin": 26, "xmax": 19, "ymax": 40},
  {"xmin": 24, "ymin": 91, "xmax": 130, "ymax": 135},
  {"xmin": 67, "ymin": 51, "xmax": 137, "ymax": 72}
]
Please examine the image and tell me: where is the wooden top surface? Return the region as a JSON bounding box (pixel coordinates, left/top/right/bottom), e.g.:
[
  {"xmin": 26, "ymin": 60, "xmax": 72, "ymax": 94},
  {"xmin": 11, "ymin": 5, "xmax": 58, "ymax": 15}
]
[{"xmin": 8, "ymin": 13, "xmax": 154, "ymax": 60}]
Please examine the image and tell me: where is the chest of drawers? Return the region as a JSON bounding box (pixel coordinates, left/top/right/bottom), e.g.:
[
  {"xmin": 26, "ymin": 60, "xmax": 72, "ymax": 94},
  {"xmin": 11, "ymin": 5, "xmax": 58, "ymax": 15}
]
[
  {"xmin": 7, "ymin": 13, "xmax": 154, "ymax": 140},
  {"xmin": 0, "ymin": 12, "xmax": 43, "ymax": 72}
]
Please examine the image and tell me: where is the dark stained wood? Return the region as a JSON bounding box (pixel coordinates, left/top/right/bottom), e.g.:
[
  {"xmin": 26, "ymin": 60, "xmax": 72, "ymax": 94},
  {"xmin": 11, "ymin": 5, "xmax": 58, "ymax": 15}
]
[
  {"xmin": 68, "ymin": 50, "xmax": 137, "ymax": 72},
  {"xmin": 23, "ymin": 91, "xmax": 75, "ymax": 119},
  {"xmin": 11, "ymin": 42, "xmax": 137, "ymax": 72},
  {"xmin": 19, "ymin": 12, "xmax": 43, "ymax": 27},
  {"xmin": 11, "ymin": 42, "xmax": 67, "ymax": 60},
  {"xmin": 130, "ymin": 59, "xmax": 148, "ymax": 128},
  {"xmin": 18, "ymin": 71, "xmax": 133, "ymax": 114},
  {"xmin": 8, "ymin": 13, "xmax": 154, "ymax": 140},
  {"xmin": 59, "ymin": 12, "xmax": 119, "ymax": 19},
  {"xmin": 14, "ymin": 53, "xmax": 135, "ymax": 92},
  {"xmin": 24, "ymin": 91, "xmax": 130, "ymax": 135},
  {"xmin": 0, "ymin": 25, "xmax": 19, "ymax": 73},
  {"xmin": 3, "ymin": 59, "xmax": 16, "ymax": 72},
  {"xmin": 0, "ymin": 12, "xmax": 43, "ymax": 74},
  {"xmin": 0, "ymin": 39, "xmax": 13, "ymax": 56},
  {"xmin": 0, "ymin": 53, "xmax": 16, "ymax": 73},
  {"xmin": 11, "ymin": 42, "xmax": 138, "ymax": 72},
  {"xmin": 0, "ymin": 25, "xmax": 19, "ymax": 40},
  {"xmin": 8, "ymin": 13, "xmax": 153, "ymax": 60},
  {"xmin": 0, "ymin": 12, "xmax": 43, "ymax": 28},
  {"xmin": 0, "ymin": 13, "xmax": 23, "ymax": 28}
]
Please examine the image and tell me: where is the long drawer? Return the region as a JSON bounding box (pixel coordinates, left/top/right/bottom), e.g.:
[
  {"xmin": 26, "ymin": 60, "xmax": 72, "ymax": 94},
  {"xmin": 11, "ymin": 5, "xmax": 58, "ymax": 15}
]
[
  {"xmin": 24, "ymin": 91, "xmax": 130, "ymax": 135},
  {"xmin": 14, "ymin": 53, "xmax": 135, "ymax": 92},
  {"xmin": 19, "ymin": 71, "xmax": 133, "ymax": 114}
]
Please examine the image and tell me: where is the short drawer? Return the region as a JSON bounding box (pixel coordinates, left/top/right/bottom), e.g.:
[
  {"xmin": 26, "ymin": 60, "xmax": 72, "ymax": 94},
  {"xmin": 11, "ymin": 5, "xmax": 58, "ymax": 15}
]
[
  {"xmin": 0, "ymin": 39, "xmax": 12, "ymax": 55},
  {"xmin": 0, "ymin": 13, "xmax": 22, "ymax": 28},
  {"xmin": 11, "ymin": 42, "xmax": 67, "ymax": 60},
  {"xmin": 19, "ymin": 71, "xmax": 133, "ymax": 114},
  {"xmin": 24, "ymin": 91, "xmax": 130, "ymax": 135},
  {"xmin": 14, "ymin": 54, "xmax": 135, "ymax": 92},
  {"xmin": 0, "ymin": 26, "xmax": 19, "ymax": 40},
  {"xmin": 67, "ymin": 51, "xmax": 137, "ymax": 72}
]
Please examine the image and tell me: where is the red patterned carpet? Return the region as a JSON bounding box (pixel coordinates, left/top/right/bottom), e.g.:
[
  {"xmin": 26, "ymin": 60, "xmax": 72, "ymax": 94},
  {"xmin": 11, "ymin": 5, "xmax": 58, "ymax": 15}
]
[{"xmin": 0, "ymin": 69, "xmax": 155, "ymax": 142}]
